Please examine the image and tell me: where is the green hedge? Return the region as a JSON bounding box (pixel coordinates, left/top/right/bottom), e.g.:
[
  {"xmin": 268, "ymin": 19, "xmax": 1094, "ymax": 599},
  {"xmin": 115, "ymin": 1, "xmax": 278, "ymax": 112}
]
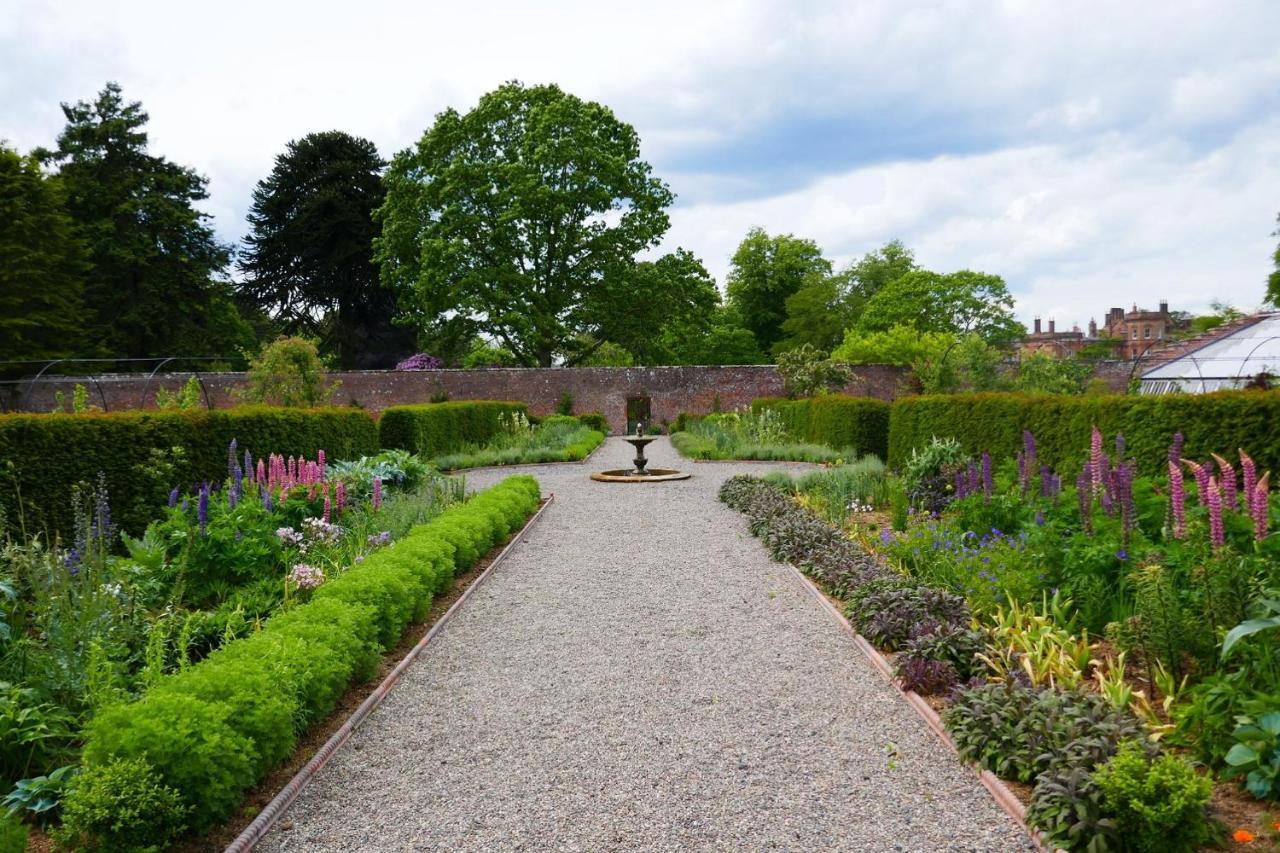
[
  {"xmin": 69, "ymin": 476, "xmax": 540, "ymax": 839},
  {"xmin": 0, "ymin": 407, "xmax": 378, "ymax": 539},
  {"xmin": 378, "ymin": 401, "xmax": 527, "ymax": 457},
  {"xmin": 752, "ymin": 396, "xmax": 891, "ymax": 460},
  {"xmin": 887, "ymin": 391, "xmax": 1280, "ymax": 476}
]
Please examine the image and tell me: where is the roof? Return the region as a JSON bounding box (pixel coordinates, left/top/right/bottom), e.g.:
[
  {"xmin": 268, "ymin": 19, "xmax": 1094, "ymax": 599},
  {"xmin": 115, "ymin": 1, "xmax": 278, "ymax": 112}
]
[{"xmin": 1139, "ymin": 313, "xmax": 1280, "ymax": 394}]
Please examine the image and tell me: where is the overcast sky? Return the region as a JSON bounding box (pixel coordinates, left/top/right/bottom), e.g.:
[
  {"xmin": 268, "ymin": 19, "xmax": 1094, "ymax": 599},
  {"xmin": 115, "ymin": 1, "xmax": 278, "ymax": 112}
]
[{"xmin": 4, "ymin": 0, "xmax": 1279, "ymax": 328}]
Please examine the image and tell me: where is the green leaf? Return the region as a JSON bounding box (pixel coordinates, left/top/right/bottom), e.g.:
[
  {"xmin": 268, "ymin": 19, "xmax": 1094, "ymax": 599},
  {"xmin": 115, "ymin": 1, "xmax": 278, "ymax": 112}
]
[
  {"xmin": 1258, "ymin": 711, "xmax": 1280, "ymax": 735},
  {"xmin": 1221, "ymin": 616, "xmax": 1280, "ymax": 657},
  {"xmin": 1224, "ymin": 743, "xmax": 1259, "ymax": 766},
  {"xmin": 1245, "ymin": 770, "xmax": 1273, "ymax": 799}
]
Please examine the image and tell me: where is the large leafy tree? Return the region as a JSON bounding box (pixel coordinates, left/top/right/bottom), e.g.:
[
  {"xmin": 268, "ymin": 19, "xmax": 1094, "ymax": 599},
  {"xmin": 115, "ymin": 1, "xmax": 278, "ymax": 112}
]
[
  {"xmin": 593, "ymin": 249, "xmax": 719, "ymax": 365},
  {"xmin": 38, "ymin": 83, "xmax": 251, "ymax": 360},
  {"xmin": 776, "ymin": 240, "xmax": 919, "ymax": 354},
  {"xmin": 376, "ymin": 81, "xmax": 676, "ymax": 367},
  {"xmin": 855, "ymin": 269, "xmax": 1025, "ymax": 345},
  {"xmin": 0, "ymin": 145, "xmax": 92, "ymax": 364},
  {"xmin": 1268, "ymin": 211, "xmax": 1280, "ymax": 307},
  {"xmin": 239, "ymin": 131, "xmax": 413, "ymax": 368},
  {"xmin": 725, "ymin": 227, "xmax": 830, "ymax": 356}
]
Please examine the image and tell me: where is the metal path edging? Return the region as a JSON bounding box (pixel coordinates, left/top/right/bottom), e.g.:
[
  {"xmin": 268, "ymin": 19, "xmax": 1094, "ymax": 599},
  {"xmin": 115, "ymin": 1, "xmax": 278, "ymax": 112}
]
[{"xmin": 225, "ymin": 493, "xmax": 556, "ymax": 852}]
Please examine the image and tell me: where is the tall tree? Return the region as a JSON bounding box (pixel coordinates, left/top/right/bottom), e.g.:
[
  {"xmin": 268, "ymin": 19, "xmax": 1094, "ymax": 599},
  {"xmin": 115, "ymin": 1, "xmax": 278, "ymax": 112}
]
[
  {"xmin": 0, "ymin": 145, "xmax": 91, "ymax": 364},
  {"xmin": 591, "ymin": 248, "xmax": 719, "ymax": 365},
  {"xmin": 725, "ymin": 227, "xmax": 830, "ymax": 356},
  {"xmin": 855, "ymin": 269, "xmax": 1025, "ymax": 345},
  {"xmin": 38, "ymin": 83, "xmax": 251, "ymax": 360},
  {"xmin": 376, "ymin": 81, "xmax": 675, "ymax": 367},
  {"xmin": 1268, "ymin": 211, "xmax": 1280, "ymax": 307},
  {"xmin": 239, "ymin": 131, "xmax": 413, "ymax": 368},
  {"xmin": 776, "ymin": 239, "xmax": 918, "ymax": 354}
]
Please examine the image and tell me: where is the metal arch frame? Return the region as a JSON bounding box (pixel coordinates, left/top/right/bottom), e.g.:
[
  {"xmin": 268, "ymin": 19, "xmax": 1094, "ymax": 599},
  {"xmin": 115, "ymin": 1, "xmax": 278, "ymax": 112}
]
[{"xmin": 1232, "ymin": 335, "xmax": 1280, "ymax": 381}]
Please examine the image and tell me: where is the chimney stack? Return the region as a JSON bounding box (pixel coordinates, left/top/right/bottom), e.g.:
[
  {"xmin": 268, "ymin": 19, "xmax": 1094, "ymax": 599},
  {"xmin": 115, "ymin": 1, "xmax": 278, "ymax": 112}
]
[
  {"xmin": 1048, "ymin": 319, "xmax": 1056, "ymax": 334},
  {"xmin": 1088, "ymin": 318, "xmax": 1097, "ymax": 337},
  {"xmin": 1034, "ymin": 317, "xmax": 1042, "ymax": 334},
  {"xmin": 1159, "ymin": 300, "xmax": 1168, "ymax": 314}
]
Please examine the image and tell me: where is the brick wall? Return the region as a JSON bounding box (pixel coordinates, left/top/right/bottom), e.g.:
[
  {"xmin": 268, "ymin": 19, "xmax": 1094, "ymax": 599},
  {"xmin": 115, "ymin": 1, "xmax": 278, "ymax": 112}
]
[{"xmin": 1, "ymin": 365, "xmax": 909, "ymax": 433}]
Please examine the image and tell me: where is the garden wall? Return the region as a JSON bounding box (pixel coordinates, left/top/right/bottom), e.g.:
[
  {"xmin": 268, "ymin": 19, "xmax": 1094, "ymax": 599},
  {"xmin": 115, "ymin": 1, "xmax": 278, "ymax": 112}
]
[{"xmin": 1, "ymin": 365, "xmax": 909, "ymax": 429}]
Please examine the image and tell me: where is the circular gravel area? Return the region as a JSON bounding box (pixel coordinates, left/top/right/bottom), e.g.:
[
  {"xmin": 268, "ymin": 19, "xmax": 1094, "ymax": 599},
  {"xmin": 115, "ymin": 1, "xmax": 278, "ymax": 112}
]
[{"xmin": 260, "ymin": 438, "xmax": 1031, "ymax": 852}]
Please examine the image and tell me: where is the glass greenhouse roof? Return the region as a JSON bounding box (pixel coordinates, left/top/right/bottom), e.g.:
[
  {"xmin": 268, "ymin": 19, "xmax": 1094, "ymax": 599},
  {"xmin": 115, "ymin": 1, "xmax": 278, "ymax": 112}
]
[{"xmin": 1140, "ymin": 313, "xmax": 1280, "ymax": 394}]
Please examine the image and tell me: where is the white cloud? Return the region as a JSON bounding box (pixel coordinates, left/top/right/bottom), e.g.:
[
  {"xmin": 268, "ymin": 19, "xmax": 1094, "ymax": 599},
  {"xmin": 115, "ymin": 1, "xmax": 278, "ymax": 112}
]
[{"xmin": 3, "ymin": 0, "xmax": 1279, "ymax": 327}]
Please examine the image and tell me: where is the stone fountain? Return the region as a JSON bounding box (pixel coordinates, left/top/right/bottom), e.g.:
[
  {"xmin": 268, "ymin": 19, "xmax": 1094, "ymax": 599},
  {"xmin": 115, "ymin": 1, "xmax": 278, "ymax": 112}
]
[{"xmin": 590, "ymin": 422, "xmax": 691, "ymax": 483}]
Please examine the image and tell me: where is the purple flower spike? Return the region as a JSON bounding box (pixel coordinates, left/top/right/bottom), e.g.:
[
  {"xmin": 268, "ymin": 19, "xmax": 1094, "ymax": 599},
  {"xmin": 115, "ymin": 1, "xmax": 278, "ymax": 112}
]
[
  {"xmin": 1252, "ymin": 473, "xmax": 1270, "ymax": 541},
  {"xmin": 168, "ymin": 487, "xmax": 180, "ymax": 508},
  {"xmin": 1169, "ymin": 460, "xmax": 1186, "ymax": 539},
  {"xmin": 1241, "ymin": 451, "xmax": 1258, "ymax": 516},
  {"xmin": 197, "ymin": 485, "xmax": 210, "ymax": 534},
  {"xmin": 1212, "ymin": 453, "xmax": 1238, "ymax": 510},
  {"xmin": 1207, "ymin": 476, "xmax": 1224, "ymax": 549}
]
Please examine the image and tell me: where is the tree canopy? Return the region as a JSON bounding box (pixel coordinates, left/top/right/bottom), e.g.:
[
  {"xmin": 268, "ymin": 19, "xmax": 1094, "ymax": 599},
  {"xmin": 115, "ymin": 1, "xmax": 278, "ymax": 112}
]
[
  {"xmin": 775, "ymin": 239, "xmax": 918, "ymax": 354},
  {"xmin": 854, "ymin": 268, "xmax": 1025, "ymax": 345},
  {"xmin": 239, "ymin": 131, "xmax": 413, "ymax": 368},
  {"xmin": 37, "ymin": 82, "xmax": 251, "ymax": 360},
  {"xmin": 726, "ymin": 227, "xmax": 831, "ymax": 355},
  {"xmin": 1268, "ymin": 211, "xmax": 1279, "ymax": 307},
  {"xmin": 0, "ymin": 146, "xmax": 91, "ymax": 364},
  {"xmin": 375, "ymin": 81, "xmax": 683, "ymax": 367}
]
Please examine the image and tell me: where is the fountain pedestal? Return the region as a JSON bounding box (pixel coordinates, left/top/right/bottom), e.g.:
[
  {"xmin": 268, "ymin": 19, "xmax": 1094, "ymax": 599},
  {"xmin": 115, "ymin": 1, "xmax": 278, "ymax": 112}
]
[{"xmin": 590, "ymin": 430, "xmax": 691, "ymax": 483}]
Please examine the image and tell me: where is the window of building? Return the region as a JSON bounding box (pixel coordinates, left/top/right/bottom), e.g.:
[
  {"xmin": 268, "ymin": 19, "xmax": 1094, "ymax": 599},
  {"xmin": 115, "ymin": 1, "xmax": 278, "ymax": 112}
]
[
  {"xmin": 1131, "ymin": 329, "xmax": 1138, "ymax": 339},
  {"xmin": 1144, "ymin": 327, "xmax": 1151, "ymax": 339}
]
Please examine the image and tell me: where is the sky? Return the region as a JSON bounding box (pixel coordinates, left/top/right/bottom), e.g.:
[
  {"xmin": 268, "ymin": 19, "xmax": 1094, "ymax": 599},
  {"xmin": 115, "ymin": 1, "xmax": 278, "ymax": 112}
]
[{"xmin": 4, "ymin": 0, "xmax": 1279, "ymax": 330}]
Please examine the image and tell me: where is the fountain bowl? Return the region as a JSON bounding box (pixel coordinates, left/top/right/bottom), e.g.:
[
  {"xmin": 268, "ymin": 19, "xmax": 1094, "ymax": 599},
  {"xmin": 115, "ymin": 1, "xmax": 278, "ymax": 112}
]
[{"xmin": 591, "ymin": 468, "xmax": 690, "ymax": 483}]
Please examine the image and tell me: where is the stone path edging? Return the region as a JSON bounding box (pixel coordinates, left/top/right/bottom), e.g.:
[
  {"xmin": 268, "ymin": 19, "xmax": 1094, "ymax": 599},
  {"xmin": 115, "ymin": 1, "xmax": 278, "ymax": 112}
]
[{"xmin": 224, "ymin": 494, "xmax": 556, "ymax": 853}]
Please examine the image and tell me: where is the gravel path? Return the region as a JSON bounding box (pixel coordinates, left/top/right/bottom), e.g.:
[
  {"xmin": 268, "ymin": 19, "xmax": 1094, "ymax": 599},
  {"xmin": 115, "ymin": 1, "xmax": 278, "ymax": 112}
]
[{"xmin": 260, "ymin": 438, "xmax": 1030, "ymax": 852}]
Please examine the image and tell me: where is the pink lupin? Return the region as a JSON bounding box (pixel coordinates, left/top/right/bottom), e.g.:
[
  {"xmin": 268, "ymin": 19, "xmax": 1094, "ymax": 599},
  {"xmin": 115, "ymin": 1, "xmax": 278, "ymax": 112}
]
[
  {"xmin": 335, "ymin": 481, "xmax": 345, "ymax": 517},
  {"xmin": 317, "ymin": 449, "xmax": 326, "ymax": 478},
  {"xmin": 372, "ymin": 477, "xmax": 382, "ymax": 511},
  {"xmin": 1253, "ymin": 473, "xmax": 1270, "ymax": 541},
  {"xmin": 288, "ymin": 456, "xmax": 297, "ymax": 485},
  {"xmin": 1169, "ymin": 461, "xmax": 1186, "ymax": 539},
  {"xmin": 1207, "ymin": 475, "xmax": 1225, "ymax": 549},
  {"xmin": 256, "ymin": 458, "xmax": 266, "ymax": 484},
  {"xmin": 1241, "ymin": 451, "xmax": 1258, "ymax": 516},
  {"xmin": 1213, "ymin": 453, "xmax": 1238, "ymax": 510},
  {"xmin": 1183, "ymin": 459, "xmax": 1212, "ymax": 506},
  {"xmin": 322, "ymin": 485, "xmax": 331, "ymax": 524}
]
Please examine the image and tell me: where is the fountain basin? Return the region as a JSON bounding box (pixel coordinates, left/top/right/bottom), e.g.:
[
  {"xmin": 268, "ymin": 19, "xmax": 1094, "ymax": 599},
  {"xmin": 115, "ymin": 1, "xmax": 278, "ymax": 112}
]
[{"xmin": 591, "ymin": 468, "xmax": 690, "ymax": 483}]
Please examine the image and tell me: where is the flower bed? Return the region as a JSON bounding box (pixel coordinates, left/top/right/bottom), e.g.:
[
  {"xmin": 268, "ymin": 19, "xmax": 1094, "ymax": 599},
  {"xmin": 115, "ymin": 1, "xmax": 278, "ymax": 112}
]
[
  {"xmin": 429, "ymin": 413, "xmax": 604, "ymax": 470},
  {"xmin": 721, "ymin": 417, "xmax": 1280, "ymax": 850},
  {"xmin": 56, "ymin": 475, "xmax": 540, "ymax": 849},
  {"xmin": 671, "ymin": 409, "xmax": 852, "ymax": 463}
]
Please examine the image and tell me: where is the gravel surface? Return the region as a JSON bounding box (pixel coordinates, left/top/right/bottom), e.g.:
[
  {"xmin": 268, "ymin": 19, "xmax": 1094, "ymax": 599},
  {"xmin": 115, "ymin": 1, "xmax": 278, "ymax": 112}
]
[{"xmin": 260, "ymin": 438, "xmax": 1031, "ymax": 852}]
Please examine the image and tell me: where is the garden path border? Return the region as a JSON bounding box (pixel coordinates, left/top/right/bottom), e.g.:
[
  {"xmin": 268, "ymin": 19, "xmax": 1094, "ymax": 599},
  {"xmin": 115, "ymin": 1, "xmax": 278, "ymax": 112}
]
[
  {"xmin": 438, "ymin": 434, "xmax": 606, "ymax": 474},
  {"xmin": 224, "ymin": 493, "xmax": 557, "ymax": 853},
  {"xmin": 777, "ymin": 558, "xmax": 1055, "ymax": 853}
]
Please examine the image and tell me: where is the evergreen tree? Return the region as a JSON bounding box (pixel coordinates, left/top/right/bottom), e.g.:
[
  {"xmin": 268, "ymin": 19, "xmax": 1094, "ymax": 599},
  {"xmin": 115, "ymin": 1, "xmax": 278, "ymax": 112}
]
[
  {"xmin": 0, "ymin": 145, "xmax": 91, "ymax": 364},
  {"xmin": 38, "ymin": 83, "xmax": 250, "ymax": 360},
  {"xmin": 239, "ymin": 131, "xmax": 413, "ymax": 368}
]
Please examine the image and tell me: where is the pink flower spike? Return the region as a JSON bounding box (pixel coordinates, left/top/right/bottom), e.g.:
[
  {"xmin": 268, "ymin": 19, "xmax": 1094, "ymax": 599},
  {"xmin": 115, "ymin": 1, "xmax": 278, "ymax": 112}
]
[
  {"xmin": 372, "ymin": 477, "xmax": 382, "ymax": 511},
  {"xmin": 256, "ymin": 458, "xmax": 266, "ymax": 484},
  {"xmin": 1207, "ymin": 475, "xmax": 1225, "ymax": 549},
  {"xmin": 1090, "ymin": 426, "xmax": 1105, "ymax": 496},
  {"xmin": 1241, "ymin": 451, "xmax": 1257, "ymax": 516},
  {"xmin": 1169, "ymin": 461, "xmax": 1186, "ymax": 539},
  {"xmin": 1253, "ymin": 473, "xmax": 1270, "ymax": 541},
  {"xmin": 335, "ymin": 481, "xmax": 345, "ymax": 516},
  {"xmin": 322, "ymin": 488, "xmax": 331, "ymax": 524},
  {"xmin": 1213, "ymin": 453, "xmax": 1238, "ymax": 510},
  {"xmin": 1183, "ymin": 459, "xmax": 1212, "ymax": 507},
  {"xmin": 317, "ymin": 449, "xmax": 326, "ymax": 476}
]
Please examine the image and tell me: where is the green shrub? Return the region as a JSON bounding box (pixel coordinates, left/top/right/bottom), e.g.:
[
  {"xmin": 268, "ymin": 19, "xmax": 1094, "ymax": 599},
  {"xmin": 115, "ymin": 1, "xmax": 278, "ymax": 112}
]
[
  {"xmin": 752, "ymin": 395, "xmax": 890, "ymax": 459},
  {"xmin": 72, "ymin": 477, "xmax": 540, "ymax": 845},
  {"xmin": 0, "ymin": 812, "xmax": 27, "ymax": 853},
  {"xmin": 0, "ymin": 407, "xmax": 378, "ymax": 539},
  {"xmin": 378, "ymin": 401, "xmax": 527, "ymax": 457},
  {"xmin": 886, "ymin": 391, "xmax": 1280, "ymax": 475},
  {"xmin": 575, "ymin": 411, "xmax": 610, "ymax": 433},
  {"xmin": 1091, "ymin": 741, "xmax": 1216, "ymax": 852},
  {"xmin": 57, "ymin": 758, "xmax": 187, "ymax": 853},
  {"xmin": 81, "ymin": 693, "xmax": 255, "ymax": 831},
  {"xmin": 239, "ymin": 336, "xmax": 338, "ymax": 407}
]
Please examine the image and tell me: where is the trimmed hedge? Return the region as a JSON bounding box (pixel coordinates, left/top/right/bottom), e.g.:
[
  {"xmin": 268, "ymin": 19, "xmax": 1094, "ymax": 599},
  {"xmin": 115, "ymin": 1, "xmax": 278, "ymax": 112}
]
[
  {"xmin": 0, "ymin": 407, "xmax": 378, "ymax": 539},
  {"xmin": 887, "ymin": 391, "xmax": 1280, "ymax": 476},
  {"xmin": 70, "ymin": 476, "xmax": 540, "ymax": 839},
  {"xmin": 752, "ymin": 396, "xmax": 890, "ymax": 460},
  {"xmin": 378, "ymin": 401, "xmax": 528, "ymax": 457}
]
